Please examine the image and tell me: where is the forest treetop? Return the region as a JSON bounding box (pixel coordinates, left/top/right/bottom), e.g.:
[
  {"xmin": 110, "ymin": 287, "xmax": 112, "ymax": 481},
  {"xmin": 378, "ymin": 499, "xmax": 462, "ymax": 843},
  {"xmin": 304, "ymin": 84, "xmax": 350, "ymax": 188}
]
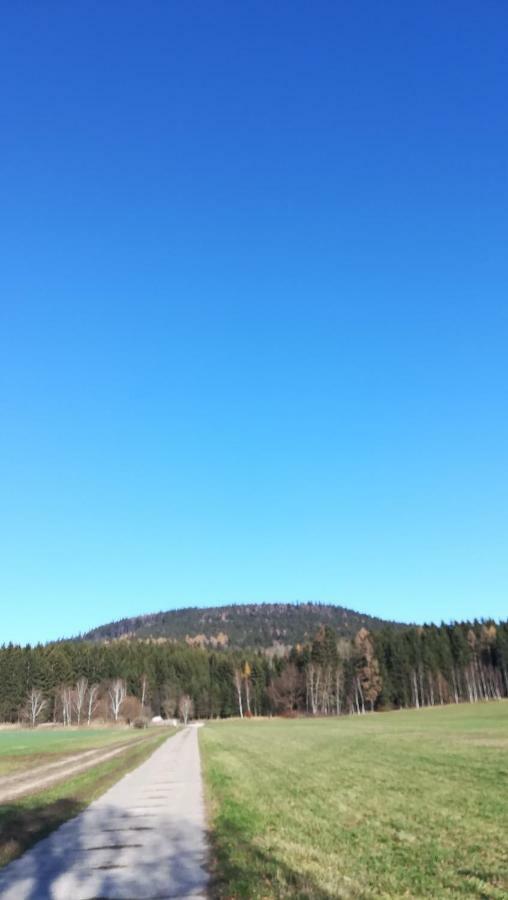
[{"xmin": 80, "ymin": 601, "xmax": 406, "ymax": 649}]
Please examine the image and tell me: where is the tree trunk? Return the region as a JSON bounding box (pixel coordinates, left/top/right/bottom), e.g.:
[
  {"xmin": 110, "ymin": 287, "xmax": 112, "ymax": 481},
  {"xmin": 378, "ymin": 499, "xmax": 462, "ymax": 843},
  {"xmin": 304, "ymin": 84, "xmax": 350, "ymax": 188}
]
[{"xmin": 412, "ymin": 670, "xmax": 420, "ymax": 709}]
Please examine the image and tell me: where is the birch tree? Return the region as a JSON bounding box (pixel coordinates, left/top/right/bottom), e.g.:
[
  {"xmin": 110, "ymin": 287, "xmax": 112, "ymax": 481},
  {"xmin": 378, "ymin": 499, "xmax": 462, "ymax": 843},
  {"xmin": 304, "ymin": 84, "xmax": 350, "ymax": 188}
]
[
  {"xmin": 74, "ymin": 677, "xmax": 88, "ymax": 726},
  {"xmin": 87, "ymin": 683, "xmax": 100, "ymax": 725},
  {"xmin": 233, "ymin": 669, "xmax": 244, "ymax": 718},
  {"xmin": 242, "ymin": 662, "xmax": 252, "ymax": 715},
  {"xmin": 27, "ymin": 688, "xmax": 47, "ymax": 727},
  {"xmin": 59, "ymin": 685, "xmax": 73, "ymax": 725},
  {"xmin": 178, "ymin": 694, "xmax": 193, "ymax": 725},
  {"xmin": 140, "ymin": 673, "xmax": 149, "ymax": 709},
  {"xmin": 306, "ymin": 662, "xmax": 320, "ymax": 715},
  {"xmin": 108, "ymin": 678, "xmax": 126, "ymax": 722}
]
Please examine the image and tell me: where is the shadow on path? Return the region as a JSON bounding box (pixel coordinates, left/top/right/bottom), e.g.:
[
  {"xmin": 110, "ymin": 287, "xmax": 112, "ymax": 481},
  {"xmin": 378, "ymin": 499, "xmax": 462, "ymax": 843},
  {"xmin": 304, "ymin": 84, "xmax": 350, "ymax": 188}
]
[
  {"xmin": 0, "ymin": 798, "xmax": 84, "ymax": 867},
  {"xmin": 0, "ymin": 800, "xmax": 208, "ymax": 899},
  {"xmin": 0, "ymin": 729, "xmax": 208, "ymax": 899}
]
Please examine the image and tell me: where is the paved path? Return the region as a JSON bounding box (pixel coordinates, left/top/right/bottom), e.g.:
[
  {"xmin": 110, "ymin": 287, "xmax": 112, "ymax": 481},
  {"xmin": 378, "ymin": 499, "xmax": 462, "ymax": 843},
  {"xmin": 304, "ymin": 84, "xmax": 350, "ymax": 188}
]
[{"xmin": 0, "ymin": 727, "xmax": 209, "ymax": 899}]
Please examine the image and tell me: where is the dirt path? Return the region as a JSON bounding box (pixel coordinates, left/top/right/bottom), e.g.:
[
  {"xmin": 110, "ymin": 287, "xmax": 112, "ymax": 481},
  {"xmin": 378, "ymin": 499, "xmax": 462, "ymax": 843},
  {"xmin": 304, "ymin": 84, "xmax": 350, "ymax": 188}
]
[
  {"xmin": 0, "ymin": 726, "xmax": 209, "ymax": 899},
  {"xmin": 0, "ymin": 738, "xmax": 147, "ymax": 803}
]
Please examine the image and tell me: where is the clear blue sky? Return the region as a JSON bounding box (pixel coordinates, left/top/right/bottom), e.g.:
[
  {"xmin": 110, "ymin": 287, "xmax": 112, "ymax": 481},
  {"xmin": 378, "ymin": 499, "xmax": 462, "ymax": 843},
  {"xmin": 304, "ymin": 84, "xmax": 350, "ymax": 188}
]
[{"xmin": 1, "ymin": 2, "xmax": 507, "ymax": 644}]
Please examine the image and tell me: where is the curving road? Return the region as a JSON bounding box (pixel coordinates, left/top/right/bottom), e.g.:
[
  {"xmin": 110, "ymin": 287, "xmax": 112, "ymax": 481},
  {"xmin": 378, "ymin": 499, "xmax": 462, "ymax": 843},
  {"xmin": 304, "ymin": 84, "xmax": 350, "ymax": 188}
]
[{"xmin": 0, "ymin": 726, "xmax": 209, "ymax": 899}]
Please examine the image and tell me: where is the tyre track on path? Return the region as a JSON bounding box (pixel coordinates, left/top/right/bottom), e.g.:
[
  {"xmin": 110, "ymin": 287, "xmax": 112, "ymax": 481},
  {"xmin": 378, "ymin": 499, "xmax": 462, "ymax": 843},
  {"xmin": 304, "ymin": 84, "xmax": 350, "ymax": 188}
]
[{"xmin": 0, "ymin": 737, "xmax": 149, "ymax": 803}]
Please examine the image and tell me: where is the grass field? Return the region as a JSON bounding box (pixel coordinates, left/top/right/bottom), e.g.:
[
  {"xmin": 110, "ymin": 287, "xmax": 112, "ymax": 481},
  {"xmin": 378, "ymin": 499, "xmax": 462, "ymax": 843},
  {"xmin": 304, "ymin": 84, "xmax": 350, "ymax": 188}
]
[
  {"xmin": 200, "ymin": 703, "xmax": 508, "ymax": 899},
  {"xmin": 0, "ymin": 727, "xmax": 175, "ymax": 867},
  {"xmin": 0, "ymin": 725, "xmax": 149, "ymax": 775}
]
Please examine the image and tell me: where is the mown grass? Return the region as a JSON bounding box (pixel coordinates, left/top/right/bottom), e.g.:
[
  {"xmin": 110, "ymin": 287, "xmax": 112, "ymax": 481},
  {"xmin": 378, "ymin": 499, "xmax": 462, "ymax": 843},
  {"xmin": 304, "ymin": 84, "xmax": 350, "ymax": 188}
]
[
  {"xmin": 0, "ymin": 726, "xmax": 149, "ymax": 775},
  {"xmin": 0, "ymin": 728, "xmax": 175, "ymax": 867},
  {"xmin": 200, "ymin": 703, "xmax": 508, "ymax": 899}
]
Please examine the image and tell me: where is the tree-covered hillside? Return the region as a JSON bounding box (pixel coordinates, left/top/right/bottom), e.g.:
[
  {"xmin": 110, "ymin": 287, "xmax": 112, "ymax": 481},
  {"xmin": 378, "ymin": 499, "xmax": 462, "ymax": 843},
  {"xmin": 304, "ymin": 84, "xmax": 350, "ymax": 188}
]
[
  {"xmin": 1, "ymin": 618, "xmax": 506, "ymax": 725},
  {"xmin": 82, "ymin": 602, "xmax": 403, "ymax": 648}
]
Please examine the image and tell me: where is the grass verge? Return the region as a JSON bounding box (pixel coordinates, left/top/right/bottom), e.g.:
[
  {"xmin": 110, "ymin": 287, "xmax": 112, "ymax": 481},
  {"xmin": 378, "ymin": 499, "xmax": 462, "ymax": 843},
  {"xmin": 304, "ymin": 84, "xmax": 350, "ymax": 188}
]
[{"xmin": 0, "ymin": 728, "xmax": 175, "ymax": 868}]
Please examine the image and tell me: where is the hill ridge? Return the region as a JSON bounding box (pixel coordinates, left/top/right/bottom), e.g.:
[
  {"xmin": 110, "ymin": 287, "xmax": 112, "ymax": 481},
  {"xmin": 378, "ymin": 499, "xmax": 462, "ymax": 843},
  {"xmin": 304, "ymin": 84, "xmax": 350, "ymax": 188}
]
[{"xmin": 82, "ymin": 601, "xmax": 404, "ymax": 650}]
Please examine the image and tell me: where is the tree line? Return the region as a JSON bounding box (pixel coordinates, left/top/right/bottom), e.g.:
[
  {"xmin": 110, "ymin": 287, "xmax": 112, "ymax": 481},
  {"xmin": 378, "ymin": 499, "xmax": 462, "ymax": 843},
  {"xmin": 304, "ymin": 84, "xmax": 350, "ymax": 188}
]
[{"xmin": 0, "ymin": 618, "xmax": 506, "ymax": 725}]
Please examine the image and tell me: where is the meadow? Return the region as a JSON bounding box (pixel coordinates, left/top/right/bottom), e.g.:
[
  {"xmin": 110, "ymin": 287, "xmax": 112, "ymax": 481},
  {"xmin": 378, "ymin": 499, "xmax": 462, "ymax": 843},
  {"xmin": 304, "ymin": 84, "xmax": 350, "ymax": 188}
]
[{"xmin": 200, "ymin": 703, "xmax": 508, "ymax": 899}]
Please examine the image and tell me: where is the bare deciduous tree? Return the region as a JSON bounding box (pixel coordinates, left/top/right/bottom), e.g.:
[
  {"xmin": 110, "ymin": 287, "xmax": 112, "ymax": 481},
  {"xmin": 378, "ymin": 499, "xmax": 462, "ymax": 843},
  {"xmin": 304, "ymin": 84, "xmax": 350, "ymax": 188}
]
[
  {"xmin": 178, "ymin": 694, "xmax": 193, "ymax": 725},
  {"xmin": 74, "ymin": 677, "xmax": 88, "ymax": 726},
  {"xmin": 87, "ymin": 683, "xmax": 100, "ymax": 725},
  {"xmin": 306, "ymin": 662, "xmax": 320, "ymax": 715},
  {"xmin": 233, "ymin": 669, "xmax": 244, "ymax": 718},
  {"xmin": 26, "ymin": 688, "xmax": 47, "ymax": 728},
  {"xmin": 268, "ymin": 664, "xmax": 302, "ymax": 714},
  {"xmin": 59, "ymin": 685, "xmax": 73, "ymax": 726},
  {"xmin": 140, "ymin": 673, "xmax": 149, "ymax": 709},
  {"xmin": 108, "ymin": 678, "xmax": 126, "ymax": 722}
]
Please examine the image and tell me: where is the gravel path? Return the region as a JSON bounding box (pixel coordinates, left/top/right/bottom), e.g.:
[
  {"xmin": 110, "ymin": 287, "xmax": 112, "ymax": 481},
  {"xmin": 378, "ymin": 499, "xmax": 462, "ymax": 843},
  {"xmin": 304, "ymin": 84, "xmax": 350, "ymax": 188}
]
[
  {"xmin": 0, "ymin": 726, "xmax": 209, "ymax": 899},
  {"xmin": 0, "ymin": 740, "xmax": 144, "ymax": 803}
]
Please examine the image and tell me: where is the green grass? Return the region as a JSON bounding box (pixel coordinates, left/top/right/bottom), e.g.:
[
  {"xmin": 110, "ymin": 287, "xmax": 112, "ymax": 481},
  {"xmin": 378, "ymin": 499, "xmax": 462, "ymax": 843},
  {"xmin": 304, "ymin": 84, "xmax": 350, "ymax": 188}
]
[
  {"xmin": 200, "ymin": 703, "xmax": 508, "ymax": 899},
  {"xmin": 0, "ymin": 728, "xmax": 175, "ymax": 867},
  {"xmin": 0, "ymin": 726, "xmax": 149, "ymax": 775}
]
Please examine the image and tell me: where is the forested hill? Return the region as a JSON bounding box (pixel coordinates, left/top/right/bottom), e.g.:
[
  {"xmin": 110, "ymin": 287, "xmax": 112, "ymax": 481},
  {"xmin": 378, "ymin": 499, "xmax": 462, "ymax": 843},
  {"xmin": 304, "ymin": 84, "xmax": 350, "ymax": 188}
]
[{"xmin": 82, "ymin": 602, "xmax": 403, "ymax": 649}]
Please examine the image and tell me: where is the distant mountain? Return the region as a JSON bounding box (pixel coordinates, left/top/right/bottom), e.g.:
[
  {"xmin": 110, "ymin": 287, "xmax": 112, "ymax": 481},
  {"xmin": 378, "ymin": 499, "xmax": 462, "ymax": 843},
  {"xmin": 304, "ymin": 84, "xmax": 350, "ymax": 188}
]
[{"xmin": 82, "ymin": 602, "xmax": 403, "ymax": 650}]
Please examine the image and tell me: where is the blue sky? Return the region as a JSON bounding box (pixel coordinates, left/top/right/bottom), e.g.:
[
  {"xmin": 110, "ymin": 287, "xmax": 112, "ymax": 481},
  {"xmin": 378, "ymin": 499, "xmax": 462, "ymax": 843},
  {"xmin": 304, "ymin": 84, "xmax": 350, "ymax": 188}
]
[{"xmin": 1, "ymin": 2, "xmax": 507, "ymax": 644}]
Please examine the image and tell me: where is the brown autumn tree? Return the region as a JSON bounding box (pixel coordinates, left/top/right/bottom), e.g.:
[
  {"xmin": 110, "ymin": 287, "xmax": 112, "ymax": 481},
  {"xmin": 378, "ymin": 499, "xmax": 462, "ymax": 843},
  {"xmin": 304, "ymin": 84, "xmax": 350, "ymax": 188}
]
[
  {"xmin": 354, "ymin": 628, "xmax": 382, "ymax": 711},
  {"xmin": 242, "ymin": 661, "xmax": 252, "ymax": 715},
  {"xmin": 267, "ymin": 664, "xmax": 303, "ymax": 714}
]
